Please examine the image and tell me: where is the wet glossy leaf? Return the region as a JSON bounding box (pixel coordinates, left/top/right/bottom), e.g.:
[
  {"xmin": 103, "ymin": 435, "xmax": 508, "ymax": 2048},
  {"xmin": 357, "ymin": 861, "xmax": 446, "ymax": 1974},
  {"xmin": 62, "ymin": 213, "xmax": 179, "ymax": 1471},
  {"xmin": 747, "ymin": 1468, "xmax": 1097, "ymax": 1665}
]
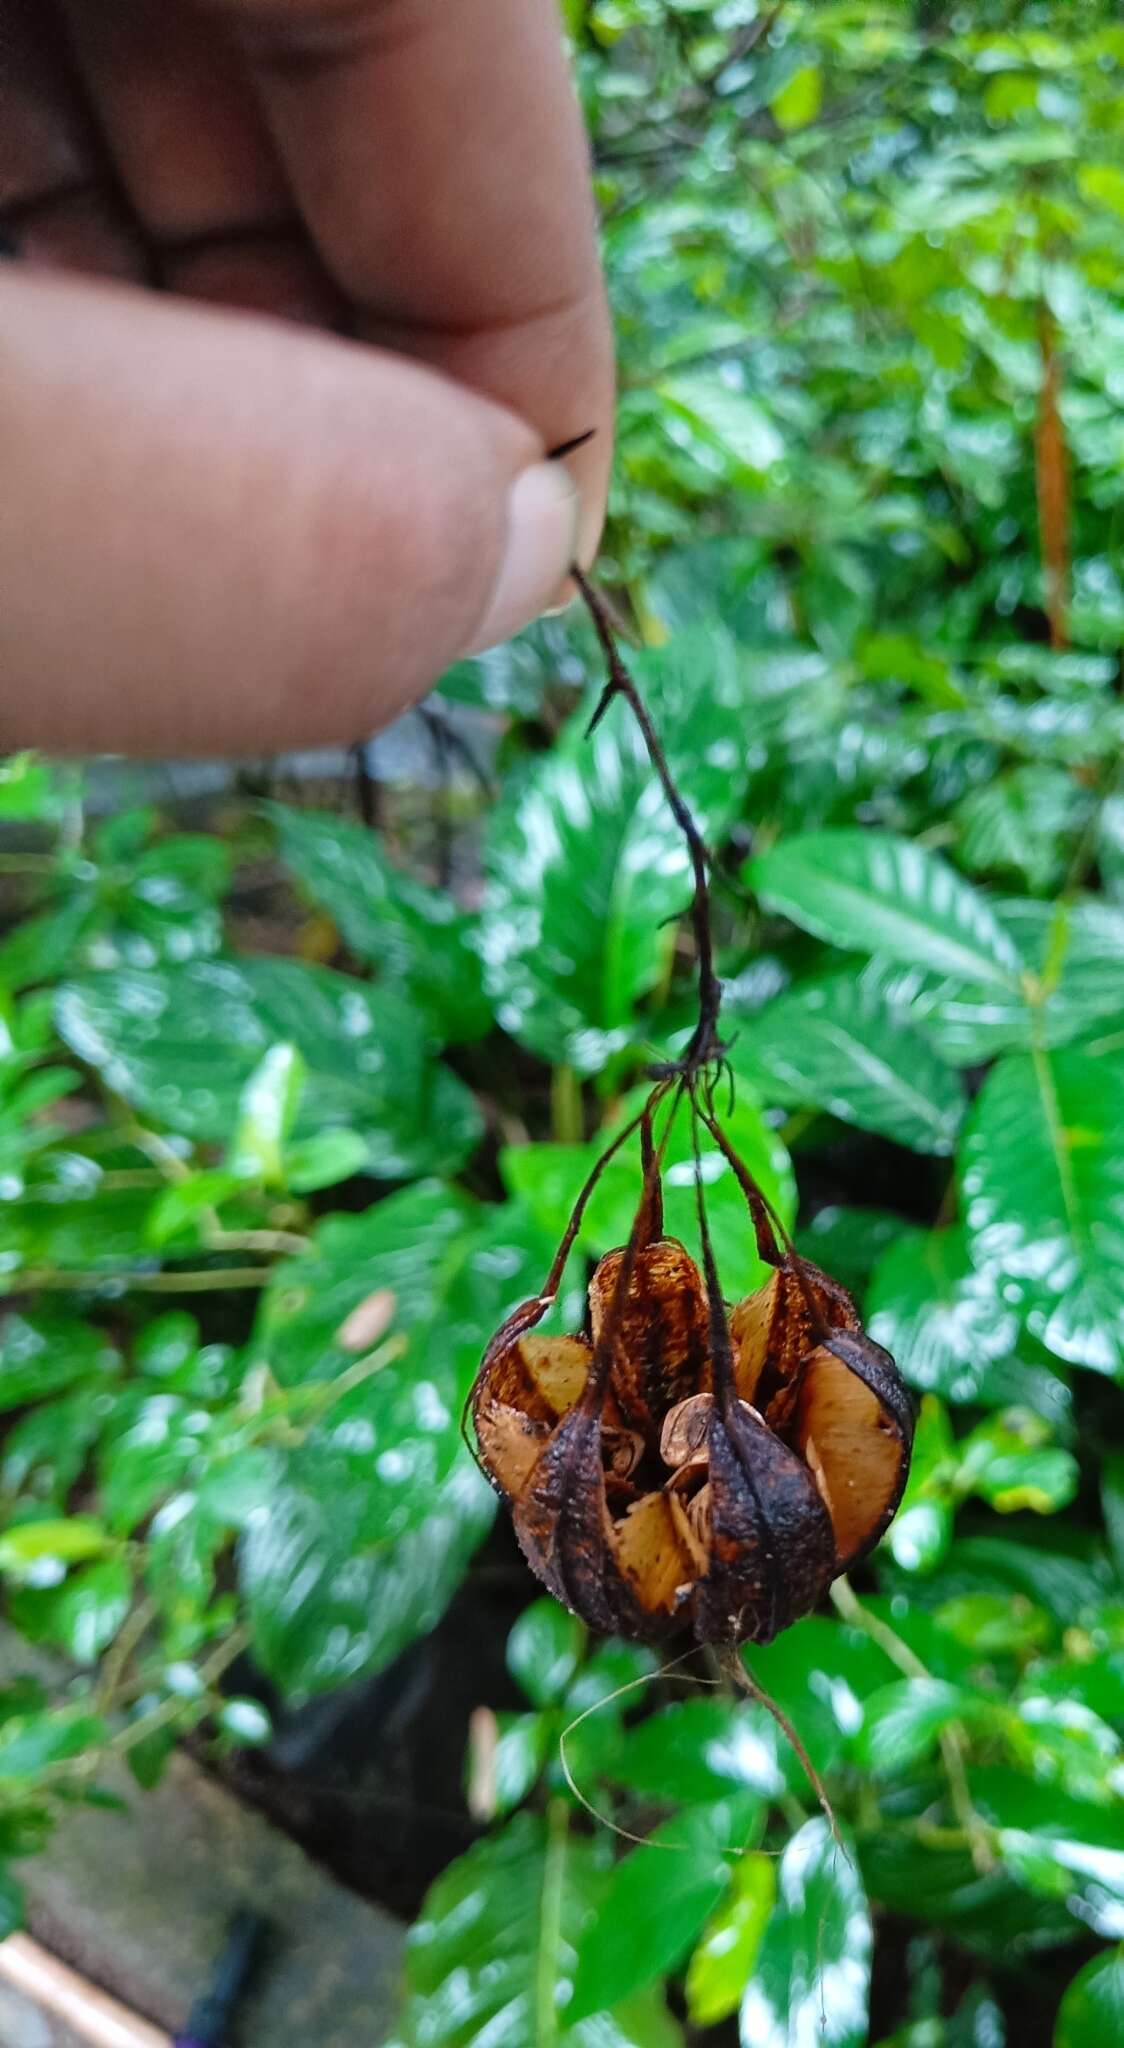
[
  {"xmin": 686, "ymin": 1852, "xmax": 775, "ymax": 2027},
  {"xmin": 394, "ymin": 1810, "xmax": 683, "ymax": 2048},
  {"xmin": 797, "ymin": 1207, "xmax": 910, "ymax": 1299},
  {"xmin": 867, "ymin": 1229, "xmax": 1028, "ymax": 1408},
  {"xmin": 855, "ymin": 1679, "xmax": 998, "ymax": 1776},
  {"xmin": 268, "ymin": 804, "xmax": 491, "ymax": 1042},
  {"xmin": 885, "ymin": 1396, "xmax": 955, "ymax": 1577},
  {"xmin": 961, "ymin": 1039, "xmax": 1124, "ymax": 1379},
  {"xmin": 243, "ymin": 1192, "xmax": 557, "ymax": 1698},
  {"xmin": 610, "ymin": 1697, "xmax": 787, "ymax": 1807},
  {"xmin": 740, "ymin": 1819, "xmax": 871, "ymax": 2048},
  {"xmin": 1054, "ymin": 1947, "xmax": 1124, "ymax": 2048},
  {"xmin": 862, "ymin": 899, "xmax": 1124, "ymax": 1064},
  {"xmin": 731, "ymin": 976, "xmax": 962, "ymax": 1153},
  {"xmin": 748, "ymin": 831, "xmax": 1021, "ymax": 990},
  {"xmin": 570, "ymin": 1799, "xmax": 760, "ymax": 2021},
  {"xmin": 56, "ymin": 959, "xmax": 481, "ymax": 1179}
]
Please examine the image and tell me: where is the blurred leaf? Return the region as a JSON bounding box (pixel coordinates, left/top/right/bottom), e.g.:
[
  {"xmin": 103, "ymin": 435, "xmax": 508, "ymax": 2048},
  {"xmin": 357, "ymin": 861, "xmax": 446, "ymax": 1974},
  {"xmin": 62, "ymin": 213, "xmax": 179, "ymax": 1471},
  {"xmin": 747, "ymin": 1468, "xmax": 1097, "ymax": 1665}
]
[
  {"xmin": 685, "ymin": 1852, "xmax": 775, "ymax": 2027},
  {"xmin": 394, "ymin": 1810, "xmax": 683, "ymax": 2048},
  {"xmin": 772, "ymin": 63, "xmax": 824, "ymax": 131},
  {"xmin": 855, "ymin": 1680, "xmax": 997, "ymax": 1776},
  {"xmin": 740, "ymin": 1820, "xmax": 870, "ymax": 2048},
  {"xmin": 886, "ymin": 1396, "xmax": 955, "ymax": 1577},
  {"xmin": 0, "ymin": 1312, "xmax": 119, "ymax": 1411},
  {"xmin": 748, "ymin": 831, "xmax": 1022, "ymax": 989},
  {"xmin": 731, "ymin": 976, "xmax": 963, "ymax": 1153},
  {"xmin": 56, "ymin": 959, "xmax": 481, "ymax": 1179},
  {"xmin": 242, "ymin": 1190, "xmax": 556, "ymax": 1699},
  {"xmin": 660, "ymin": 376, "xmax": 784, "ymax": 473},
  {"xmin": 507, "ymin": 1601, "xmax": 584, "ymax": 1709},
  {"xmin": 227, "ymin": 1043, "xmax": 305, "ymax": 1185},
  {"xmin": 1054, "ymin": 1947, "xmax": 1124, "ymax": 2048},
  {"xmin": 12, "ymin": 1556, "xmax": 132, "ymax": 1664},
  {"xmin": 569, "ymin": 1798, "xmax": 760, "ymax": 2021},
  {"xmin": 268, "ymin": 804, "xmax": 491, "ymax": 1042},
  {"xmin": 961, "ymin": 1039, "xmax": 1124, "ymax": 1379},
  {"xmin": 0, "ymin": 1517, "xmax": 111, "ymax": 1568},
  {"xmin": 0, "ymin": 1708, "xmax": 106, "ymax": 1779}
]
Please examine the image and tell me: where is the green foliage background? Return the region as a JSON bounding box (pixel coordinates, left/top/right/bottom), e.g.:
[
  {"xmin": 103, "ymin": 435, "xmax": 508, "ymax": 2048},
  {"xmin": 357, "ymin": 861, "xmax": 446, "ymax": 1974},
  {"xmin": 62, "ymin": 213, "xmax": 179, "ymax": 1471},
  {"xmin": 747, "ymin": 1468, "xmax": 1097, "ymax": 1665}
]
[{"xmin": 1, "ymin": 4, "xmax": 1123, "ymax": 2042}]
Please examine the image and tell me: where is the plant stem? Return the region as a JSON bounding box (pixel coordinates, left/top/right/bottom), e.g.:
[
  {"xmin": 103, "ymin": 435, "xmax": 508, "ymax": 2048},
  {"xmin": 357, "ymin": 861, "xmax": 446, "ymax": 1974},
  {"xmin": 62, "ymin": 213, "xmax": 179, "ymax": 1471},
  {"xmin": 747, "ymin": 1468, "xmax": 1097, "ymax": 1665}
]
[
  {"xmin": 574, "ymin": 567, "xmax": 722, "ymax": 1075},
  {"xmin": 830, "ymin": 1577, "xmax": 996, "ymax": 1872},
  {"xmin": 536, "ymin": 1799, "xmax": 569, "ymax": 2048},
  {"xmin": 15, "ymin": 1265, "xmax": 273, "ymax": 1293},
  {"xmin": 550, "ymin": 1065, "xmax": 584, "ymax": 1145}
]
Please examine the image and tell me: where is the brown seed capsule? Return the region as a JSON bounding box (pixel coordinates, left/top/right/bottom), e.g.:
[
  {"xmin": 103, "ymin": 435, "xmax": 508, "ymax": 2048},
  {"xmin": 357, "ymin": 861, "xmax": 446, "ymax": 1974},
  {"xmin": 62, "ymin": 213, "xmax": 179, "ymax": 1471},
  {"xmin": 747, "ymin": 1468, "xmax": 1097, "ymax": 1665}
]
[{"xmin": 471, "ymin": 1141, "xmax": 914, "ymax": 1650}]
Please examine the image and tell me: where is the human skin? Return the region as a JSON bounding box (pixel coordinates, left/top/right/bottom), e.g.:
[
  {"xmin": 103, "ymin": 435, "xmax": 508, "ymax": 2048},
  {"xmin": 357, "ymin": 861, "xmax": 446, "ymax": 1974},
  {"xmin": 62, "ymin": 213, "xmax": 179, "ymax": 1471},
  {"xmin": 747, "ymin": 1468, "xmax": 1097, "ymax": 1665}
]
[{"xmin": 0, "ymin": 0, "xmax": 614, "ymax": 755}]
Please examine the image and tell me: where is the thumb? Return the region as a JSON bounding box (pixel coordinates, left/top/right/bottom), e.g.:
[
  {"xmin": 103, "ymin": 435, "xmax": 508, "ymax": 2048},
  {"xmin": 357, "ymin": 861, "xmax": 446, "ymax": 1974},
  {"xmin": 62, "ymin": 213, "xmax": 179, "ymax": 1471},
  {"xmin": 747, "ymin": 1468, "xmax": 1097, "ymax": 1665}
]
[{"xmin": 0, "ymin": 271, "xmax": 581, "ymax": 756}]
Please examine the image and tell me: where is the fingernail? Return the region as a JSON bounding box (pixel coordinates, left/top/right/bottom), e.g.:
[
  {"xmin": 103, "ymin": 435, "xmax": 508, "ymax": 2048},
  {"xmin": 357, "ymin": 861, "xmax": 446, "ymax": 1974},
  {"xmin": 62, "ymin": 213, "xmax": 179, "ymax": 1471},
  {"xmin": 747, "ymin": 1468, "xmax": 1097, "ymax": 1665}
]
[{"xmin": 466, "ymin": 461, "xmax": 580, "ymax": 655}]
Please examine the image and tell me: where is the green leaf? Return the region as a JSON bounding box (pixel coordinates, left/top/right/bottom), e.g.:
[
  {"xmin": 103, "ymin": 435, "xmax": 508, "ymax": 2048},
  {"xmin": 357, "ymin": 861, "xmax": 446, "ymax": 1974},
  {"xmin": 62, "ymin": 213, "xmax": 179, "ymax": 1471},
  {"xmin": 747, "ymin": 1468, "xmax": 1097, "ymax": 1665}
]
[
  {"xmin": 243, "ymin": 1191, "xmax": 555, "ymax": 1699},
  {"xmin": 268, "ymin": 804, "xmax": 491, "ymax": 1043},
  {"xmin": 243, "ymin": 1454, "xmax": 494, "ymax": 1702},
  {"xmin": 282, "ymin": 1128, "xmax": 370, "ymax": 1194},
  {"xmin": 686, "ymin": 1852, "xmax": 775, "ymax": 2027},
  {"xmin": 610, "ymin": 1697, "xmax": 785, "ymax": 1807},
  {"xmin": 488, "ymin": 1712, "xmax": 551, "ymax": 1817},
  {"xmin": 0, "ymin": 1312, "xmax": 119, "ymax": 1411},
  {"xmin": 0, "ymin": 1866, "xmax": 25, "ymax": 1938},
  {"xmin": 227, "ymin": 1042, "xmax": 305, "ymax": 1184},
  {"xmin": 570, "ymin": 1799, "xmax": 759, "ymax": 2021},
  {"xmin": 56, "ymin": 959, "xmax": 482, "ymax": 1179},
  {"xmin": 731, "ymin": 976, "xmax": 963, "ymax": 1154},
  {"xmin": 954, "ymin": 1411, "xmax": 1078, "ymax": 1515},
  {"xmin": 481, "ymin": 628, "xmax": 754, "ymax": 1072},
  {"xmin": 0, "ymin": 1708, "xmax": 106, "ymax": 1779},
  {"xmin": 740, "ymin": 1820, "xmax": 870, "ymax": 2048},
  {"xmin": 507, "ymin": 1600, "xmax": 584, "ymax": 1709},
  {"xmin": 862, "ymin": 899, "xmax": 1124, "ymax": 1065},
  {"xmin": 14, "ymin": 1556, "xmax": 133, "ymax": 1664},
  {"xmin": 660, "ymin": 376, "xmax": 784, "ymax": 473},
  {"xmin": 748, "ymin": 831, "xmax": 1021, "ymax": 990},
  {"xmin": 771, "ymin": 63, "xmax": 824, "ymax": 131},
  {"xmin": 961, "ymin": 1040, "xmax": 1124, "ymax": 1378},
  {"xmin": 885, "ymin": 1396, "xmax": 955, "ymax": 1577},
  {"xmin": 855, "ymin": 1680, "xmax": 997, "ymax": 1776},
  {"xmin": 251, "ymin": 1180, "xmax": 476, "ymax": 1387},
  {"xmin": 0, "ymin": 1516, "xmax": 111, "ymax": 1568},
  {"xmin": 867, "ymin": 1229, "xmax": 1028, "ymax": 1408},
  {"xmin": 394, "ymin": 1809, "xmax": 683, "ymax": 2048},
  {"xmin": 1055, "ymin": 1947, "xmax": 1124, "ymax": 2048}
]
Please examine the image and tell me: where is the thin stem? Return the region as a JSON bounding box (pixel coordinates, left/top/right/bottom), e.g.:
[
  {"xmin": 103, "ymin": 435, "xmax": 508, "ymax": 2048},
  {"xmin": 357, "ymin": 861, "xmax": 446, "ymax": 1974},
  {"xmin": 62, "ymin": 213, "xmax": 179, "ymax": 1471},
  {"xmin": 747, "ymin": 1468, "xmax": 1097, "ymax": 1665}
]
[
  {"xmin": 830, "ymin": 1578, "xmax": 996, "ymax": 1873},
  {"xmin": 15, "ymin": 1265, "xmax": 272, "ymax": 1293},
  {"xmin": 574, "ymin": 568, "xmax": 722, "ymax": 1074},
  {"xmin": 550, "ymin": 1065, "xmax": 584, "ymax": 1145},
  {"xmin": 536, "ymin": 1800, "xmax": 570, "ymax": 2048}
]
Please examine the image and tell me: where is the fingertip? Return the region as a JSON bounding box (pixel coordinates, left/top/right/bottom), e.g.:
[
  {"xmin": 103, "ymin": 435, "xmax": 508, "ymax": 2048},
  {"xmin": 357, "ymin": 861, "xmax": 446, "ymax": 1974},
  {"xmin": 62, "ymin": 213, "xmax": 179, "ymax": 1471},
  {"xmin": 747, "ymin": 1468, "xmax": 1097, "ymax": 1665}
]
[{"xmin": 463, "ymin": 459, "xmax": 581, "ymax": 656}]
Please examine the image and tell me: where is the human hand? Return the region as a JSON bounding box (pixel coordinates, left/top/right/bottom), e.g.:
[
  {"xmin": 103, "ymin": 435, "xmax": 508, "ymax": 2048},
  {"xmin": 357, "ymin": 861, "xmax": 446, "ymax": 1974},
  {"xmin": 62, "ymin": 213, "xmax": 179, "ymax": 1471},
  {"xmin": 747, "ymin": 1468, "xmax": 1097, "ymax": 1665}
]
[{"xmin": 0, "ymin": 0, "xmax": 613, "ymax": 755}]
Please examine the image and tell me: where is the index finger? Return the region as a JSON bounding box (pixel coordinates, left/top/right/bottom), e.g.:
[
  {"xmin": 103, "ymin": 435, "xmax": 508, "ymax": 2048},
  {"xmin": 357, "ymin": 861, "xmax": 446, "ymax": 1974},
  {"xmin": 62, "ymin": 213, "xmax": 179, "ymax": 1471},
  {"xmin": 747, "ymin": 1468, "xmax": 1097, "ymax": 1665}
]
[{"xmin": 216, "ymin": 0, "xmax": 613, "ymax": 556}]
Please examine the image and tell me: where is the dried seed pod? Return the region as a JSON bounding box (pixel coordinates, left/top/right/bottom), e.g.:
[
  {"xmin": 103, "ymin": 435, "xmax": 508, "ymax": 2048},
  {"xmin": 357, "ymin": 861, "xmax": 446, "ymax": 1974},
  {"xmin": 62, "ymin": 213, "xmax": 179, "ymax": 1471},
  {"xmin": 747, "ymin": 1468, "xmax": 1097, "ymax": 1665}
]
[{"xmin": 470, "ymin": 1148, "xmax": 914, "ymax": 1651}]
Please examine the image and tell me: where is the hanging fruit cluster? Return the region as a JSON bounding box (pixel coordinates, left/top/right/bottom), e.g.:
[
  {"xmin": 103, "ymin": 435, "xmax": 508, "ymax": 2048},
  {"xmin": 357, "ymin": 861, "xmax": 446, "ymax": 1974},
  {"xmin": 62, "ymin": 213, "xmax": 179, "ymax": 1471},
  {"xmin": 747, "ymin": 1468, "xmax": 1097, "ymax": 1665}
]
[
  {"xmin": 470, "ymin": 571, "xmax": 914, "ymax": 1650},
  {"xmin": 471, "ymin": 1093, "xmax": 913, "ymax": 1648}
]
